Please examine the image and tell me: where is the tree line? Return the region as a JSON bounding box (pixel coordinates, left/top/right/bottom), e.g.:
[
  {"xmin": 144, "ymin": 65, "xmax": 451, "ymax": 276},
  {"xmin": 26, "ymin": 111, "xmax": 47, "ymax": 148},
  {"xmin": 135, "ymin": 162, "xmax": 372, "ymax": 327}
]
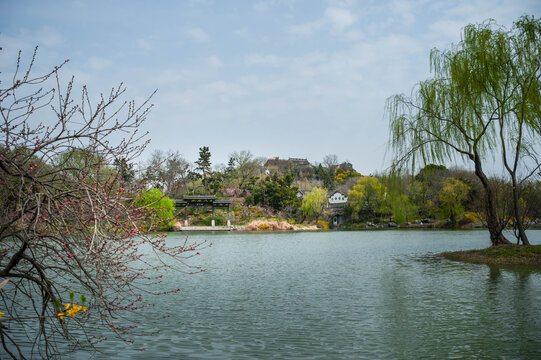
[{"xmin": 135, "ymin": 145, "xmax": 541, "ymax": 238}]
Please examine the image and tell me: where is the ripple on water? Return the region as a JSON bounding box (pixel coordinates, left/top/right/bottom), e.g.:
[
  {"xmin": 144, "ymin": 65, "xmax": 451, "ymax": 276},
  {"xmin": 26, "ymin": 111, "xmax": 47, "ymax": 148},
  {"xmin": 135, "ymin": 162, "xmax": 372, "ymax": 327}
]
[{"xmin": 15, "ymin": 230, "xmax": 541, "ymax": 359}]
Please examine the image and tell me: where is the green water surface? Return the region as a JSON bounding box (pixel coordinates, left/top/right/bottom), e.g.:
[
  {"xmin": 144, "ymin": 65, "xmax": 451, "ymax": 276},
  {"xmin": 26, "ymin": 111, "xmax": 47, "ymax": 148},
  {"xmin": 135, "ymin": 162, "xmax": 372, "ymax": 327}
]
[{"xmin": 59, "ymin": 231, "xmax": 541, "ymax": 358}]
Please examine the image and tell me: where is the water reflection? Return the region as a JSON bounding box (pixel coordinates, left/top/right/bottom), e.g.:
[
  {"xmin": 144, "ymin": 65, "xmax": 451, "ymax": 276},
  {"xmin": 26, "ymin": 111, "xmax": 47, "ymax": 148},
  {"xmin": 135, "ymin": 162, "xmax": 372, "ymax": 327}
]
[
  {"xmin": 378, "ymin": 252, "xmax": 541, "ymax": 359},
  {"xmin": 487, "ymin": 265, "xmax": 501, "ymax": 284}
]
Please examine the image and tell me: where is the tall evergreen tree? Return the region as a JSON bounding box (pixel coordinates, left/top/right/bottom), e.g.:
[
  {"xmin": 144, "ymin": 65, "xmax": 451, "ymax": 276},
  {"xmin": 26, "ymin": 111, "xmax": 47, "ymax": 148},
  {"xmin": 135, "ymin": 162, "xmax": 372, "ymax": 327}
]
[{"xmin": 195, "ymin": 146, "xmax": 212, "ymax": 192}]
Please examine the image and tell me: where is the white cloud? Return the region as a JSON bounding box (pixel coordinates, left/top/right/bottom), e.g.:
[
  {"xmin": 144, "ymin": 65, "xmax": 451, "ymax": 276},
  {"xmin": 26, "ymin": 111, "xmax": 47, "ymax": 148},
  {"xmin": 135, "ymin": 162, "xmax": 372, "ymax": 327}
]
[
  {"xmin": 3, "ymin": 0, "xmax": 540, "ymax": 175},
  {"xmin": 150, "ymin": 65, "xmax": 217, "ymax": 89},
  {"xmin": 36, "ymin": 26, "xmax": 65, "ymax": 48},
  {"xmin": 86, "ymin": 56, "xmax": 112, "ymax": 71},
  {"xmin": 254, "ymin": 0, "xmax": 295, "ymax": 12},
  {"xmin": 245, "ymin": 53, "xmax": 285, "ymax": 67},
  {"xmin": 287, "ymin": 19, "xmax": 326, "ymax": 36},
  {"xmin": 287, "ymin": 6, "xmax": 356, "ymax": 37},
  {"xmin": 325, "ymin": 7, "xmax": 357, "ymax": 30},
  {"xmin": 442, "ymin": 0, "xmax": 510, "ymax": 19},
  {"xmin": 431, "ymin": 0, "xmax": 533, "ymax": 29},
  {"xmin": 327, "ymin": 0, "xmax": 356, "ymax": 6},
  {"xmin": 207, "ymin": 55, "xmax": 223, "ymax": 69},
  {"xmin": 151, "ymin": 27, "xmax": 430, "ymax": 171},
  {"xmin": 428, "ymin": 19, "xmax": 465, "ymax": 41},
  {"xmin": 425, "ymin": 0, "xmax": 535, "ymax": 46},
  {"xmin": 185, "ymin": 27, "xmax": 209, "ymax": 42},
  {"xmin": 390, "ymin": 0, "xmax": 416, "ymax": 26},
  {"xmin": 345, "ymin": 29, "xmax": 364, "ymax": 41}
]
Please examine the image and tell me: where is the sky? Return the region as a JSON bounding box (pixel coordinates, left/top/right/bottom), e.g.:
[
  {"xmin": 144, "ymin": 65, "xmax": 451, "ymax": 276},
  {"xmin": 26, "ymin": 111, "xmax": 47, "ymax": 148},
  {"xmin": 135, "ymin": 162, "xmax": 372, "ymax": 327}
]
[{"xmin": 1, "ymin": 0, "xmax": 540, "ymax": 174}]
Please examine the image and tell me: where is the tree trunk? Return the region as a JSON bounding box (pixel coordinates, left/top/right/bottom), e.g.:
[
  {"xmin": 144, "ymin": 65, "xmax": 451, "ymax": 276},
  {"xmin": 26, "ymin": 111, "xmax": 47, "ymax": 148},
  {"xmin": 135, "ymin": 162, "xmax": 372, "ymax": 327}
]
[
  {"xmin": 511, "ymin": 175, "xmax": 530, "ymax": 245},
  {"xmin": 473, "ymin": 155, "xmax": 511, "ymax": 246}
]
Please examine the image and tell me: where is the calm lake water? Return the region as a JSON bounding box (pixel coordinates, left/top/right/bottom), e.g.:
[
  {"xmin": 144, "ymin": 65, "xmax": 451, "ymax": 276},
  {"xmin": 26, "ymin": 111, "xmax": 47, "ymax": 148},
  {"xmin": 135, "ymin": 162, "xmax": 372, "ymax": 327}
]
[{"xmin": 74, "ymin": 230, "xmax": 541, "ymax": 358}]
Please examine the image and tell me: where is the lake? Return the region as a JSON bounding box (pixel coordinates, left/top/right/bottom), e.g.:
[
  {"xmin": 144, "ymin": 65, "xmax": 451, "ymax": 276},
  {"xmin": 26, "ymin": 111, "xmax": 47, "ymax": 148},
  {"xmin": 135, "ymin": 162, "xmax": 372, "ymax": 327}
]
[{"xmin": 74, "ymin": 230, "xmax": 541, "ymax": 359}]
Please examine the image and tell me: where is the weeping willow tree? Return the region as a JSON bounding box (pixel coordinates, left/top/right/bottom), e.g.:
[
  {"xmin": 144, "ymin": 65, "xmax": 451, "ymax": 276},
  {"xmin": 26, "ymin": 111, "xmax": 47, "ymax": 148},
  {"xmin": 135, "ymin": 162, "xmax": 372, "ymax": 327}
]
[
  {"xmin": 387, "ymin": 16, "xmax": 541, "ymax": 246},
  {"xmin": 497, "ymin": 16, "xmax": 541, "ymax": 245}
]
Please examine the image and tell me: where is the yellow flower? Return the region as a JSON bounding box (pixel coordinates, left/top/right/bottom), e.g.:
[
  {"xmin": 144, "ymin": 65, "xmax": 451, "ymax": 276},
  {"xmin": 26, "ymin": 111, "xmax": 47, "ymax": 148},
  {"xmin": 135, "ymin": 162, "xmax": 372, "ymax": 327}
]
[
  {"xmin": 0, "ymin": 311, "xmax": 4, "ymax": 320},
  {"xmin": 57, "ymin": 303, "xmax": 87, "ymax": 320},
  {"xmin": 68, "ymin": 304, "xmax": 86, "ymax": 316}
]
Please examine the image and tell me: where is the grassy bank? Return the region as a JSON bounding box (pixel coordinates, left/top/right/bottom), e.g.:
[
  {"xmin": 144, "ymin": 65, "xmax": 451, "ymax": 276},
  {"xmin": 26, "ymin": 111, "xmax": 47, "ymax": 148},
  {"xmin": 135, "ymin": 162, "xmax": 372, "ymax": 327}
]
[{"xmin": 442, "ymin": 245, "xmax": 541, "ymax": 269}]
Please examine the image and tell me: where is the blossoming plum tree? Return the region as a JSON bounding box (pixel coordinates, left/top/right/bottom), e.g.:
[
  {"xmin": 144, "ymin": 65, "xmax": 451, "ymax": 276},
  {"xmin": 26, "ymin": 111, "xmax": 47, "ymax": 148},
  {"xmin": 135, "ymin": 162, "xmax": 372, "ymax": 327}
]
[{"xmin": 0, "ymin": 48, "xmax": 204, "ymax": 358}]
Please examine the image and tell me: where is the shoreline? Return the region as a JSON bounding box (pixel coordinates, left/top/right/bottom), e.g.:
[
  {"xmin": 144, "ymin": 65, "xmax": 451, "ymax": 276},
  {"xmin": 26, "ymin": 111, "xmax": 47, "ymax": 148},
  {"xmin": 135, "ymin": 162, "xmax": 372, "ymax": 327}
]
[
  {"xmin": 169, "ymin": 226, "xmax": 541, "ymax": 270},
  {"xmin": 173, "ymin": 223, "xmax": 541, "ymax": 233},
  {"xmin": 442, "ymin": 245, "xmax": 541, "ymax": 270}
]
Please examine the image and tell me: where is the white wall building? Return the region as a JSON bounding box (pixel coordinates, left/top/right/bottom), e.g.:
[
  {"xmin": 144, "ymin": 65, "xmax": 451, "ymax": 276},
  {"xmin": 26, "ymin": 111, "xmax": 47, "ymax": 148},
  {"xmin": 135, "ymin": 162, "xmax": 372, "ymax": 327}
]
[{"xmin": 328, "ymin": 191, "xmax": 347, "ymax": 204}]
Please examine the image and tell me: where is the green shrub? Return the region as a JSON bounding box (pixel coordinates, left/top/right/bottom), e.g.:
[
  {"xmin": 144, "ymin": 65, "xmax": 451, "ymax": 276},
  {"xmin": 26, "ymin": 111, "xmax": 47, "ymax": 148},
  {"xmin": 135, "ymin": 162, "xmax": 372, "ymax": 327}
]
[{"xmin": 134, "ymin": 188, "xmax": 175, "ymax": 230}]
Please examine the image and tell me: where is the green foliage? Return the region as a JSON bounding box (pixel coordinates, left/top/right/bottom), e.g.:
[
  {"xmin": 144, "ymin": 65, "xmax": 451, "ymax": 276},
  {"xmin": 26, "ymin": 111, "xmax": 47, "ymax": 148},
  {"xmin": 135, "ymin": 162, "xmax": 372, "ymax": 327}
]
[
  {"xmin": 134, "ymin": 188, "xmax": 175, "ymax": 229},
  {"xmin": 485, "ymin": 245, "xmax": 541, "ymax": 258},
  {"xmin": 443, "ymin": 245, "xmax": 541, "ymax": 268},
  {"xmin": 195, "ymin": 146, "xmax": 212, "ymax": 176},
  {"xmin": 314, "ymin": 164, "xmax": 336, "ymax": 189},
  {"xmin": 520, "ymin": 181, "xmax": 541, "ymax": 220},
  {"xmin": 226, "ymin": 157, "xmax": 235, "ymax": 173},
  {"xmin": 228, "ymin": 150, "xmax": 261, "ymax": 189},
  {"xmin": 347, "ymin": 177, "xmax": 389, "ymax": 221},
  {"xmin": 391, "ymin": 194, "xmax": 418, "ymax": 225},
  {"xmin": 388, "ymin": 17, "xmax": 541, "ymax": 161},
  {"xmin": 113, "ymin": 157, "xmax": 135, "ymax": 183},
  {"xmin": 191, "ymin": 212, "xmax": 227, "ymax": 226},
  {"xmin": 415, "ymin": 164, "xmax": 448, "ymax": 182},
  {"xmin": 195, "ymin": 146, "xmax": 212, "ymax": 192},
  {"xmin": 245, "ymin": 174, "xmax": 300, "ymax": 211},
  {"xmin": 54, "ymin": 148, "xmax": 113, "ymax": 182},
  {"xmin": 206, "ymin": 171, "xmax": 224, "ymax": 195},
  {"xmin": 413, "ymin": 164, "xmax": 449, "ymax": 217},
  {"xmin": 438, "ymin": 178, "xmax": 471, "ymax": 227},
  {"xmin": 301, "ymin": 187, "xmax": 328, "ymax": 223},
  {"xmin": 386, "ymin": 16, "xmax": 541, "ymax": 245}
]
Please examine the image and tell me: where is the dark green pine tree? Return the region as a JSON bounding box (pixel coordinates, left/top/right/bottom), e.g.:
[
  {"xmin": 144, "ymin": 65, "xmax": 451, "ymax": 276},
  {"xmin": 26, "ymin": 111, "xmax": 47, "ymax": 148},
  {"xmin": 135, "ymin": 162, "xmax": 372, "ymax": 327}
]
[{"xmin": 195, "ymin": 146, "xmax": 212, "ymax": 192}]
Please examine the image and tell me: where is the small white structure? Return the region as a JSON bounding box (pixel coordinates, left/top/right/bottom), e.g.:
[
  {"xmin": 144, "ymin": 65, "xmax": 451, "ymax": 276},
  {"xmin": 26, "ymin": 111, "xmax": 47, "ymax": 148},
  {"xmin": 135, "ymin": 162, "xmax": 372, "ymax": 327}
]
[
  {"xmin": 328, "ymin": 191, "xmax": 347, "ymax": 204},
  {"xmin": 328, "ymin": 191, "xmax": 347, "ymax": 226}
]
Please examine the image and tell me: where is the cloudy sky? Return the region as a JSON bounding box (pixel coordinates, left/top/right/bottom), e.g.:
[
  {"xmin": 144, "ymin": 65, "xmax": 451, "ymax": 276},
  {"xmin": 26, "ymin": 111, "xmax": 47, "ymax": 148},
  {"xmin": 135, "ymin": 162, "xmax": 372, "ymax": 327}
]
[{"xmin": 1, "ymin": 0, "xmax": 540, "ymax": 174}]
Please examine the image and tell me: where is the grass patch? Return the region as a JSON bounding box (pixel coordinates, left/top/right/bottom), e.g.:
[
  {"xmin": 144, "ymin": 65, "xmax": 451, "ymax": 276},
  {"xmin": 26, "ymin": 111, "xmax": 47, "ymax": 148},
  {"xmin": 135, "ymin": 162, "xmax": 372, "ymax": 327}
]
[{"xmin": 442, "ymin": 245, "xmax": 541, "ymax": 269}]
